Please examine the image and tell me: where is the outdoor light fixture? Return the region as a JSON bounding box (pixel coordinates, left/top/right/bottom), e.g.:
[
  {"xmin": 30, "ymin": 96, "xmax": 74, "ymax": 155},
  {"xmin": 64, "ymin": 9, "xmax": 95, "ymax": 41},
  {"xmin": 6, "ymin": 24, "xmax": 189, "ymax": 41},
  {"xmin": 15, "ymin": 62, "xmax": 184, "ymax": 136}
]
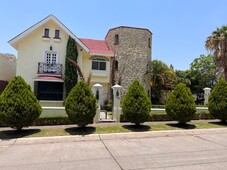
[{"xmin": 50, "ymin": 45, "xmax": 52, "ymax": 51}]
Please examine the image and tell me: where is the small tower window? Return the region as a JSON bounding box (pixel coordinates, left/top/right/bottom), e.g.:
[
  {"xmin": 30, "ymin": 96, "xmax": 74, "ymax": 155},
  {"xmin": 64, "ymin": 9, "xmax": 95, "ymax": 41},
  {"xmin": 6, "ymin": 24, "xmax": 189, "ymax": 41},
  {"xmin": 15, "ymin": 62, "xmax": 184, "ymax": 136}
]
[
  {"xmin": 148, "ymin": 38, "xmax": 151, "ymax": 48},
  {"xmin": 114, "ymin": 34, "xmax": 119, "ymax": 45},
  {"xmin": 115, "ymin": 60, "xmax": 118, "ymax": 71}
]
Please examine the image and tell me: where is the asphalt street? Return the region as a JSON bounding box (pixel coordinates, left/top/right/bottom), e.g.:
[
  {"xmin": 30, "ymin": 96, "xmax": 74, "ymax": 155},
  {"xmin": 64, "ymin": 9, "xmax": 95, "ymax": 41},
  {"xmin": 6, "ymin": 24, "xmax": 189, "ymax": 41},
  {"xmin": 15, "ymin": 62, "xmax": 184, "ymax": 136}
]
[{"xmin": 1, "ymin": 128, "xmax": 227, "ymax": 170}]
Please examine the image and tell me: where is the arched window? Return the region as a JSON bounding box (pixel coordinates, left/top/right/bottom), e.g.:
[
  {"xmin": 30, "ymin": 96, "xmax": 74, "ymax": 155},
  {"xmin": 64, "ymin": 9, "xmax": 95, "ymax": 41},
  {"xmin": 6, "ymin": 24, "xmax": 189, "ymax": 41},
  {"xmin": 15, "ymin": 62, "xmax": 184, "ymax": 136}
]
[
  {"xmin": 148, "ymin": 38, "xmax": 151, "ymax": 48},
  {"xmin": 92, "ymin": 58, "xmax": 106, "ymax": 71},
  {"xmin": 114, "ymin": 34, "xmax": 119, "ymax": 45}
]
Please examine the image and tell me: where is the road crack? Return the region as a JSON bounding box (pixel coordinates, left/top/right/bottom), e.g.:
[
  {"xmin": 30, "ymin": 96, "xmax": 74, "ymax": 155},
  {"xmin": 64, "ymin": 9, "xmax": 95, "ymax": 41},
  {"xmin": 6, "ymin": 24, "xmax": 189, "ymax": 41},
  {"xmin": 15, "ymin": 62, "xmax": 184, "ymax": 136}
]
[{"xmin": 99, "ymin": 134, "xmax": 124, "ymax": 170}]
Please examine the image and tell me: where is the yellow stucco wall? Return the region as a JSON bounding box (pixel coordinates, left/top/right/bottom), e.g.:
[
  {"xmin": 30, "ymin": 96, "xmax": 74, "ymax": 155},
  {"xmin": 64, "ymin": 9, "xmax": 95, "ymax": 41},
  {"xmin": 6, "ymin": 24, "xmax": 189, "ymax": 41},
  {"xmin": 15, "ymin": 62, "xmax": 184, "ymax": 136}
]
[
  {"xmin": 81, "ymin": 50, "xmax": 111, "ymax": 83},
  {"xmin": 16, "ymin": 20, "xmax": 68, "ymax": 91},
  {"xmin": 16, "ymin": 19, "xmax": 111, "ymax": 102}
]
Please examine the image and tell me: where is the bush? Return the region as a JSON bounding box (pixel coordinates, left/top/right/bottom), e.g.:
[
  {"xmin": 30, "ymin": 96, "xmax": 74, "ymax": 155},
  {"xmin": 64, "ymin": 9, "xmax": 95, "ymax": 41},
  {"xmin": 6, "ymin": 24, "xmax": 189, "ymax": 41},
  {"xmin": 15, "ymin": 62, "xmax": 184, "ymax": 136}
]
[
  {"xmin": 65, "ymin": 81, "xmax": 96, "ymax": 127},
  {"xmin": 0, "ymin": 76, "xmax": 42, "ymax": 130},
  {"xmin": 122, "ymin": 80, "xmax": 151, "ymax": 125},
  {"xmin": 33, "ymin": 116, "xmax": 71, "ymax": 126},
  {"xmin": 208, "ymin": 79, "xmax": 227, "ymax": 122},
  {"xmin": 165, "ymin": 83, "xmax": 196, "ymax": 124}
]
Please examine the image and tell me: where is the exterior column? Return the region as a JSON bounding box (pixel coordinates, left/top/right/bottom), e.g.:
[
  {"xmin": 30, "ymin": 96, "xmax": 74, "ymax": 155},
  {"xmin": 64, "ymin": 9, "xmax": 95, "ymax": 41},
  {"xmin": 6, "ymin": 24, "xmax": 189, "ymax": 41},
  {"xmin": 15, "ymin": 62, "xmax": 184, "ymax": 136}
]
[
  {"xmin": 203, "ymin": 87, "xmax": 211, "ymax": 105},
  {"xmin": 112, "ymin": 84, "xmax": 122, "ymax": 122},
  {"xmin": 92, "ymin": 83, "xmax": 103, "ymax": 123}
]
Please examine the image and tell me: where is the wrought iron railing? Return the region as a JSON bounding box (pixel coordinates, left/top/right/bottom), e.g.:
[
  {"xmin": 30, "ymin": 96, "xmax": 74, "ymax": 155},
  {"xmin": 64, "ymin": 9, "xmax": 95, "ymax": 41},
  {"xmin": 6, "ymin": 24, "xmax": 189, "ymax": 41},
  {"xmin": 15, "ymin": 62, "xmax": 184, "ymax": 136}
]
[{"xmin": 38, "ymin": 62, "xmax": 62, "ymax": 75}]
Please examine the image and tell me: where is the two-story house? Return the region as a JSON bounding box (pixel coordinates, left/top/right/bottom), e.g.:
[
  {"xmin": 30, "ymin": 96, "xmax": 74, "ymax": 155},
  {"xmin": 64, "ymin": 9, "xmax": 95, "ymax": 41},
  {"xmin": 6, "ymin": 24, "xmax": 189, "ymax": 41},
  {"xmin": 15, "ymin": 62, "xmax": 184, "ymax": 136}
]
[{"xmin": 9, "ymin": 15, "xmax": 152, "ymax": 106}]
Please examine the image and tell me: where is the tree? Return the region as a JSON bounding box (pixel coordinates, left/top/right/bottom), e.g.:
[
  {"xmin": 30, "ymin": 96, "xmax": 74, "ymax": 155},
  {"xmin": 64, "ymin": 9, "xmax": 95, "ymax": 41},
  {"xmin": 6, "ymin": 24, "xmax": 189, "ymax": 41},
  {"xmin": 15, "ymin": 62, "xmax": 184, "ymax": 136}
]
[
  {"xmin": 165, "ymin": 83, "xmax": 196, "ymax": 125},
  {"xmin": 65, "ymin": 36, "xmax": 78, "ymax": 97},
  {"xmin": 0, "ymin": 76, "xmax": 42, "ymax": 130},
  {"xmin": 175, "ymin": 70, "xmax": 191, "ymax": 87},
  {"xmin": 208, "ymin": 79, "xmax": 227, "ymax": 122},
  {"xmin": 65, "ymin": 81, "xmax": 96, "ymax": 127},
  {"xmin": 147, "ymin": 60, "xmax": 176, "ymax": 104},
  {"xmin": 190, "ymin": 54, "xmax": 220, "ymax": 90},
  {"xmin": 205, "ymin": 25, "xmax": 227, "ymax": 80},
  {"xmin": 122, "ymin": 80, "xmax": 151, "ymax": 125}
]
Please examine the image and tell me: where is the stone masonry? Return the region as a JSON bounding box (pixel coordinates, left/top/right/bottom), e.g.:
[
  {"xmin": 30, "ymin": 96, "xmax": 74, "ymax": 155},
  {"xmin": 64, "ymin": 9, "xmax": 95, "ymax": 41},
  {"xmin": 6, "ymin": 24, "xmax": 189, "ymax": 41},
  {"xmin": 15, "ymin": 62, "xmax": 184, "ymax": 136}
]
[{"xmin": 105, "ymin": 26, "xmax": 152, "ymax": 95}]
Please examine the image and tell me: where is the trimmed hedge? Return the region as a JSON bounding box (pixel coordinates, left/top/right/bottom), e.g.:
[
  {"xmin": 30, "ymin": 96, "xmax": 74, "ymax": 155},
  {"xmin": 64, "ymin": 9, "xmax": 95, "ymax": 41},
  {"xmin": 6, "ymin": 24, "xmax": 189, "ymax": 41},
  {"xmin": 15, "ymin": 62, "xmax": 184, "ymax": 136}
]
[
  {"xmin": 122, "ymin": 80, "xmax": 151, "ymax": 125},
  {"xmin": 166, "ymin": 83, "xmax": 196, "ymax": 124},
  {"xmin": 0, "ymin": 76, "xmax": 42, "ymax": 130},
  {"xmin": 33, "ymin": 116, "xmax": 71, "ymax": 126},
  {"xmin": 65, "ymin": 81, "xmax": 96, "ymax": 127},
  {"xmin": 121, "ymin": 111, "xmax": 213, "ymax": 122},
  {"xmin": 208, "ymin": 79, "xmax": 227, "ymax": 122},
  {"xmin": 0, "ymin": 112, "xmax": 214, "ymax": 127}
]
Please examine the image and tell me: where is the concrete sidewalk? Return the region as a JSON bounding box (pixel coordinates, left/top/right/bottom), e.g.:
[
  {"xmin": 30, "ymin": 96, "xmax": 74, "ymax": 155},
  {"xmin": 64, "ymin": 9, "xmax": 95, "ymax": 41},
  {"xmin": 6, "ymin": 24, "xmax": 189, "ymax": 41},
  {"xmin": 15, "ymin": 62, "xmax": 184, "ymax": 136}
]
[{"xmin": 1, "ymin": 128, "xmax": 227, "ymax": 169}]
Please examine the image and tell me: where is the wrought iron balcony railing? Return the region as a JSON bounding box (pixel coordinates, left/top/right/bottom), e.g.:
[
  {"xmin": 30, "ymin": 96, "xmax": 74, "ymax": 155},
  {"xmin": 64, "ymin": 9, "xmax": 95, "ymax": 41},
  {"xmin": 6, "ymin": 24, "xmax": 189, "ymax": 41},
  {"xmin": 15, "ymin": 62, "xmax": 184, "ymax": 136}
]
[{"xmin": 38, "ymin": 62, "xmax": 62, "ymax": 76}]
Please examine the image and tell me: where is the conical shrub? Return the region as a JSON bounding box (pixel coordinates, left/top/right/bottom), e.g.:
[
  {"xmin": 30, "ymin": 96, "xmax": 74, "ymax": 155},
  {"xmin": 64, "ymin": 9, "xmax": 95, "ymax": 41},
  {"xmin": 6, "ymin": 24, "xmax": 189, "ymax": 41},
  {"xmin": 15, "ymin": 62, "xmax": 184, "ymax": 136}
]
[
  {"xmin": 65, "ymin": 81, "xmax": 96, "ymax": 127},
  {"xmin": 165, "ymin": 83, "xmax": 196, "ymax": 124},
  {"xmin": 208, "ymin": 79, "xmax": 227, "ymax": 122},
  {"xmin": 0, "ymin": 76, "xmax": 42, "ymax": 130},
  {"xmin": 122, "ymin": 80, "xmax": 151, "ymax": 125}
]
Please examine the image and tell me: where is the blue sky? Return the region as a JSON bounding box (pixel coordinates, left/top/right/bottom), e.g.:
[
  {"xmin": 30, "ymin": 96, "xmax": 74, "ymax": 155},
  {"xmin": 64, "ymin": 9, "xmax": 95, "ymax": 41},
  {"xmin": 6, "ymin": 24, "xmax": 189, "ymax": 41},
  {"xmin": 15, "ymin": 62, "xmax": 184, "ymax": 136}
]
[{"xmin": 1, "ymin": 0, "xmax": 227, "ymax": 70}]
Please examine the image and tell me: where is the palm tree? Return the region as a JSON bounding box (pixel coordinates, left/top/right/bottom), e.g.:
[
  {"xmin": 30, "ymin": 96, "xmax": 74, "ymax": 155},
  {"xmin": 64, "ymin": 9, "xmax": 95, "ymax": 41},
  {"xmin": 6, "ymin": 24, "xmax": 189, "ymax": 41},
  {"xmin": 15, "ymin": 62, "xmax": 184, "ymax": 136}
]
[
  {"xmin": 146, "ymin": 60, "xmax": 176, "ymax": 104},
  {"xmin": 147, "ymin": 60, "xmax": 175, "ymax": 90},
  {"xmin": 205, "ymin": 26, "xmax": 227, "ymax": 80}
]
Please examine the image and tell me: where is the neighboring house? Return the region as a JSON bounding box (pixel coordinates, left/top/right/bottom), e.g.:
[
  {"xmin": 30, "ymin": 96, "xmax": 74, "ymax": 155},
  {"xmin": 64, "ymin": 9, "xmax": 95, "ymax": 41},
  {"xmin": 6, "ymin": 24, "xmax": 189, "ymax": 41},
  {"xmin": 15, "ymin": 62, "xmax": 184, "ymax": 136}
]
[
  {"xmin": 0, "ymin": 53, "xmax": 16, "ymax": 93},
  {"xmin": 9, "ymin": 15, "xmax": 152, "ymax": 106}
]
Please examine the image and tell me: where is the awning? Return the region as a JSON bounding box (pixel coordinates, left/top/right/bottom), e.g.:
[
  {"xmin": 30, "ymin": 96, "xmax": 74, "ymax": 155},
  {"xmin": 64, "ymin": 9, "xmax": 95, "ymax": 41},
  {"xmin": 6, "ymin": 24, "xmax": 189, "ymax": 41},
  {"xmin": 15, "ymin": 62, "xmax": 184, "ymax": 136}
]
[{"xmin": 33, "ymin": 76, "xmax": 64, "ymax": 82}]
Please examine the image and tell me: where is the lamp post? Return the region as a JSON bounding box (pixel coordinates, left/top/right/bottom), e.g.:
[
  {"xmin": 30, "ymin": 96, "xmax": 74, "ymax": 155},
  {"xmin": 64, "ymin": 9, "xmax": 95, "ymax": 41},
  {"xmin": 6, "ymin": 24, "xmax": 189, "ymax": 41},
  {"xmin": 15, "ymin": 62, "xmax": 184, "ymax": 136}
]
[
  {"xmin": 112, "ymin": 84, "xmax": 122, "ymax": 122},
  {"xmin": 92, "ymin": 83, "xmax": 103, "ymax": 123}
]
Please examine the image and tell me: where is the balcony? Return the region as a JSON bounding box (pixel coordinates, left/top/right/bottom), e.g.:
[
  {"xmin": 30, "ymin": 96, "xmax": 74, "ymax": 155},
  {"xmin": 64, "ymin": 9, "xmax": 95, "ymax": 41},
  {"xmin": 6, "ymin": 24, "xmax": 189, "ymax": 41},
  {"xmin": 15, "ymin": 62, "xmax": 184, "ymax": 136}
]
[{"xmin": 38, "ymin": 62, "xmax": 62, "ymax": 76}]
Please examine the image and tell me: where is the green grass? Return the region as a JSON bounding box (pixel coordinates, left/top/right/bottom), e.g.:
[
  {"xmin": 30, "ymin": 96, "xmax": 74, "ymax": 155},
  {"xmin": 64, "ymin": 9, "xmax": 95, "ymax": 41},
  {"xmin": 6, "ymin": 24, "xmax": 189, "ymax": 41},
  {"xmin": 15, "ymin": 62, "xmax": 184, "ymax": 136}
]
[{"xmin": 1, "ymin": 121, "xmax": 227, "ymax": 139}]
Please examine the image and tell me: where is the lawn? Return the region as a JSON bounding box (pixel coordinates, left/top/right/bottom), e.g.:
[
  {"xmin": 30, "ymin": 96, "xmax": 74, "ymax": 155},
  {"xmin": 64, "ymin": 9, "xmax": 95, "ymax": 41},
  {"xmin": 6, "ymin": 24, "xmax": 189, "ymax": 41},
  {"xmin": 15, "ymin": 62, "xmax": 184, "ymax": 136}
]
[{"xmin": 0, "ymin": 121, "xmax": 227, "ymax": 140}]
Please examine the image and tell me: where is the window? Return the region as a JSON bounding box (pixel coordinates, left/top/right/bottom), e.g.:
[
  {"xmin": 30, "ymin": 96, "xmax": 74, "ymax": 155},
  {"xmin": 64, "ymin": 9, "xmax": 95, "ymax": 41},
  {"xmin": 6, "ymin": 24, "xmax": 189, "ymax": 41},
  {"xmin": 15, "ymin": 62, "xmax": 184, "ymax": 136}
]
[
  {"xmin": 92, "ymin": 59, "xmax": 106, "ymax": 71},
  {"xmin": 114, "ymin": 60, "xmax": 118, "ymax": 71},
  {"xmin": 148, "ymin": 38, "xmax": 151, "ymax": 48},
  {"xmin": 46, "ymin": 52, "xmax": 57, "ymax": 64},
  {"xmin": 114, "ymin": 34, "xmax": 119, "ymax": 45},
  {"xmin": 44, "ymin": 28, "xmax": 50, "ymax": 37},
  {"xmin": 55, "ymin": 29, "xmax": 60, "ymax": 38}
]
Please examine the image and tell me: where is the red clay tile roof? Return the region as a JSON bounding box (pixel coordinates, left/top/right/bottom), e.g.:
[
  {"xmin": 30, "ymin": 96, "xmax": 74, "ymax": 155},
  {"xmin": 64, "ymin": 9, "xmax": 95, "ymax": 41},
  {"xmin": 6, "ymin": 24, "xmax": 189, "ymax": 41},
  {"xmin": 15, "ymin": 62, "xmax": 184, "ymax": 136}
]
[
  {"xmin": 79, "ymin": 38, "xmax": 114, "ymax": 55},
  {"xmin": 34, "ymin": 76, "xmax": 64, "ymax": 82}
]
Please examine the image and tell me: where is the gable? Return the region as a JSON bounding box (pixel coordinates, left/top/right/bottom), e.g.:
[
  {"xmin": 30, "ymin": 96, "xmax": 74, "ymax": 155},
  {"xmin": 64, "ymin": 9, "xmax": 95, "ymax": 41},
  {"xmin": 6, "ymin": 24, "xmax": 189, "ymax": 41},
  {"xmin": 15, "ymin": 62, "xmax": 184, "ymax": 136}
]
[{"xmin": 8, "ymin": 14, "xmax": 89, "ymax": 52}]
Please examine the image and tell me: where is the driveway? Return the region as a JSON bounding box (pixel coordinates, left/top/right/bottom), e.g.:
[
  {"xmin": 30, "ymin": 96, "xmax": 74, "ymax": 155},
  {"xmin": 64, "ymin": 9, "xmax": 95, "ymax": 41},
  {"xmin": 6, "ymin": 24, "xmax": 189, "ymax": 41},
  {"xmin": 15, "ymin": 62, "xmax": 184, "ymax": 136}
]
[{"xmin": 1, "ymin": 128, "xmax": 227, "ymax": 170}]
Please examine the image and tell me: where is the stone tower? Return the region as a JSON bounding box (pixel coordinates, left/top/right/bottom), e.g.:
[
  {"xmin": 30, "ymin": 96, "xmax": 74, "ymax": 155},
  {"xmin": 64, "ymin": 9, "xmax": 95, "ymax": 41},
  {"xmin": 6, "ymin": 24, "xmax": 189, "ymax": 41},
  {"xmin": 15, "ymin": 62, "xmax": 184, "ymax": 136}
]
[{"xmin": 105, "ymin": 26, "xmax": 152, "ymax": 95}]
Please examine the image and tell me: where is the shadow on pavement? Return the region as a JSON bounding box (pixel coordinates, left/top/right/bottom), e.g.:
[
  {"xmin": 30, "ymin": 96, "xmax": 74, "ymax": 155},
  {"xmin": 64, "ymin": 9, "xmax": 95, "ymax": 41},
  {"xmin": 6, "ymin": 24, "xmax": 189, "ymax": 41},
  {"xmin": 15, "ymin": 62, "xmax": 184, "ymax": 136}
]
[
  {"xmin": 166, "ymin": 123, "xmax": 196, "ymax": 129},
  {"xmin": 122, "ymin": 125, "xmax": 151, "ymax": 132},
  {"xmin": 0, "ymin": 129, "xmax": 41, "ymax": 140},
  {"xmin": 65, "ymin": 127, "xmax": 96, "ymax": 136}
]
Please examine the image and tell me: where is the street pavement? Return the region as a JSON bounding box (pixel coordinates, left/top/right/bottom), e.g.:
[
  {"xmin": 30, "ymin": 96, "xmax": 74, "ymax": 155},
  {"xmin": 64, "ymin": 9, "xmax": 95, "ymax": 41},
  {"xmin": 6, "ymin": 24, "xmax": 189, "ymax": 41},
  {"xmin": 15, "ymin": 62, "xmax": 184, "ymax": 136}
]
[{"xmin": 1, "ymin": 128, "xmax": 227, "ymax": 169}]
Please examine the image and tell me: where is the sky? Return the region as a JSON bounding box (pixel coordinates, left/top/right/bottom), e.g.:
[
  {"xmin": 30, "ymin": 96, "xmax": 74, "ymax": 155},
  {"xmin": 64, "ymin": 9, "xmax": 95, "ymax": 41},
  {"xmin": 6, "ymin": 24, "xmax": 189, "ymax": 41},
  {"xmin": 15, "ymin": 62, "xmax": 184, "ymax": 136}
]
[{"xmin": 0, "ymin": 0, "xmax": 227, "ymax": 70}]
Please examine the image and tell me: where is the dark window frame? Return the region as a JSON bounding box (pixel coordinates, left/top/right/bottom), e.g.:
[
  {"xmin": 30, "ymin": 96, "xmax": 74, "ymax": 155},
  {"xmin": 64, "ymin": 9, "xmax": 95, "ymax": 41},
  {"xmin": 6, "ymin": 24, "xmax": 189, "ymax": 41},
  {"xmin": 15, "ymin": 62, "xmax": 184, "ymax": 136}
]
[
  {"xmin": 114, "ymin": 34, "xmax": 119, "ymax": 45},
  {"xmin": 54, "ymin": 29, "xmax": 60, "ymax": 39},
  {"xmin": 148, "ymin": 38, "xmax": 151, "ymax": 48},
  {"xmin": 43, "ymin": 28, "xmax": 50, "ymax": 38},
  {"xmin": 115, "ymin": 60, "xmax": 118, "ymax": 71},
  {"xmin": 92, "ymin": 59, "xmax": 107, "ymax": 71}
]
